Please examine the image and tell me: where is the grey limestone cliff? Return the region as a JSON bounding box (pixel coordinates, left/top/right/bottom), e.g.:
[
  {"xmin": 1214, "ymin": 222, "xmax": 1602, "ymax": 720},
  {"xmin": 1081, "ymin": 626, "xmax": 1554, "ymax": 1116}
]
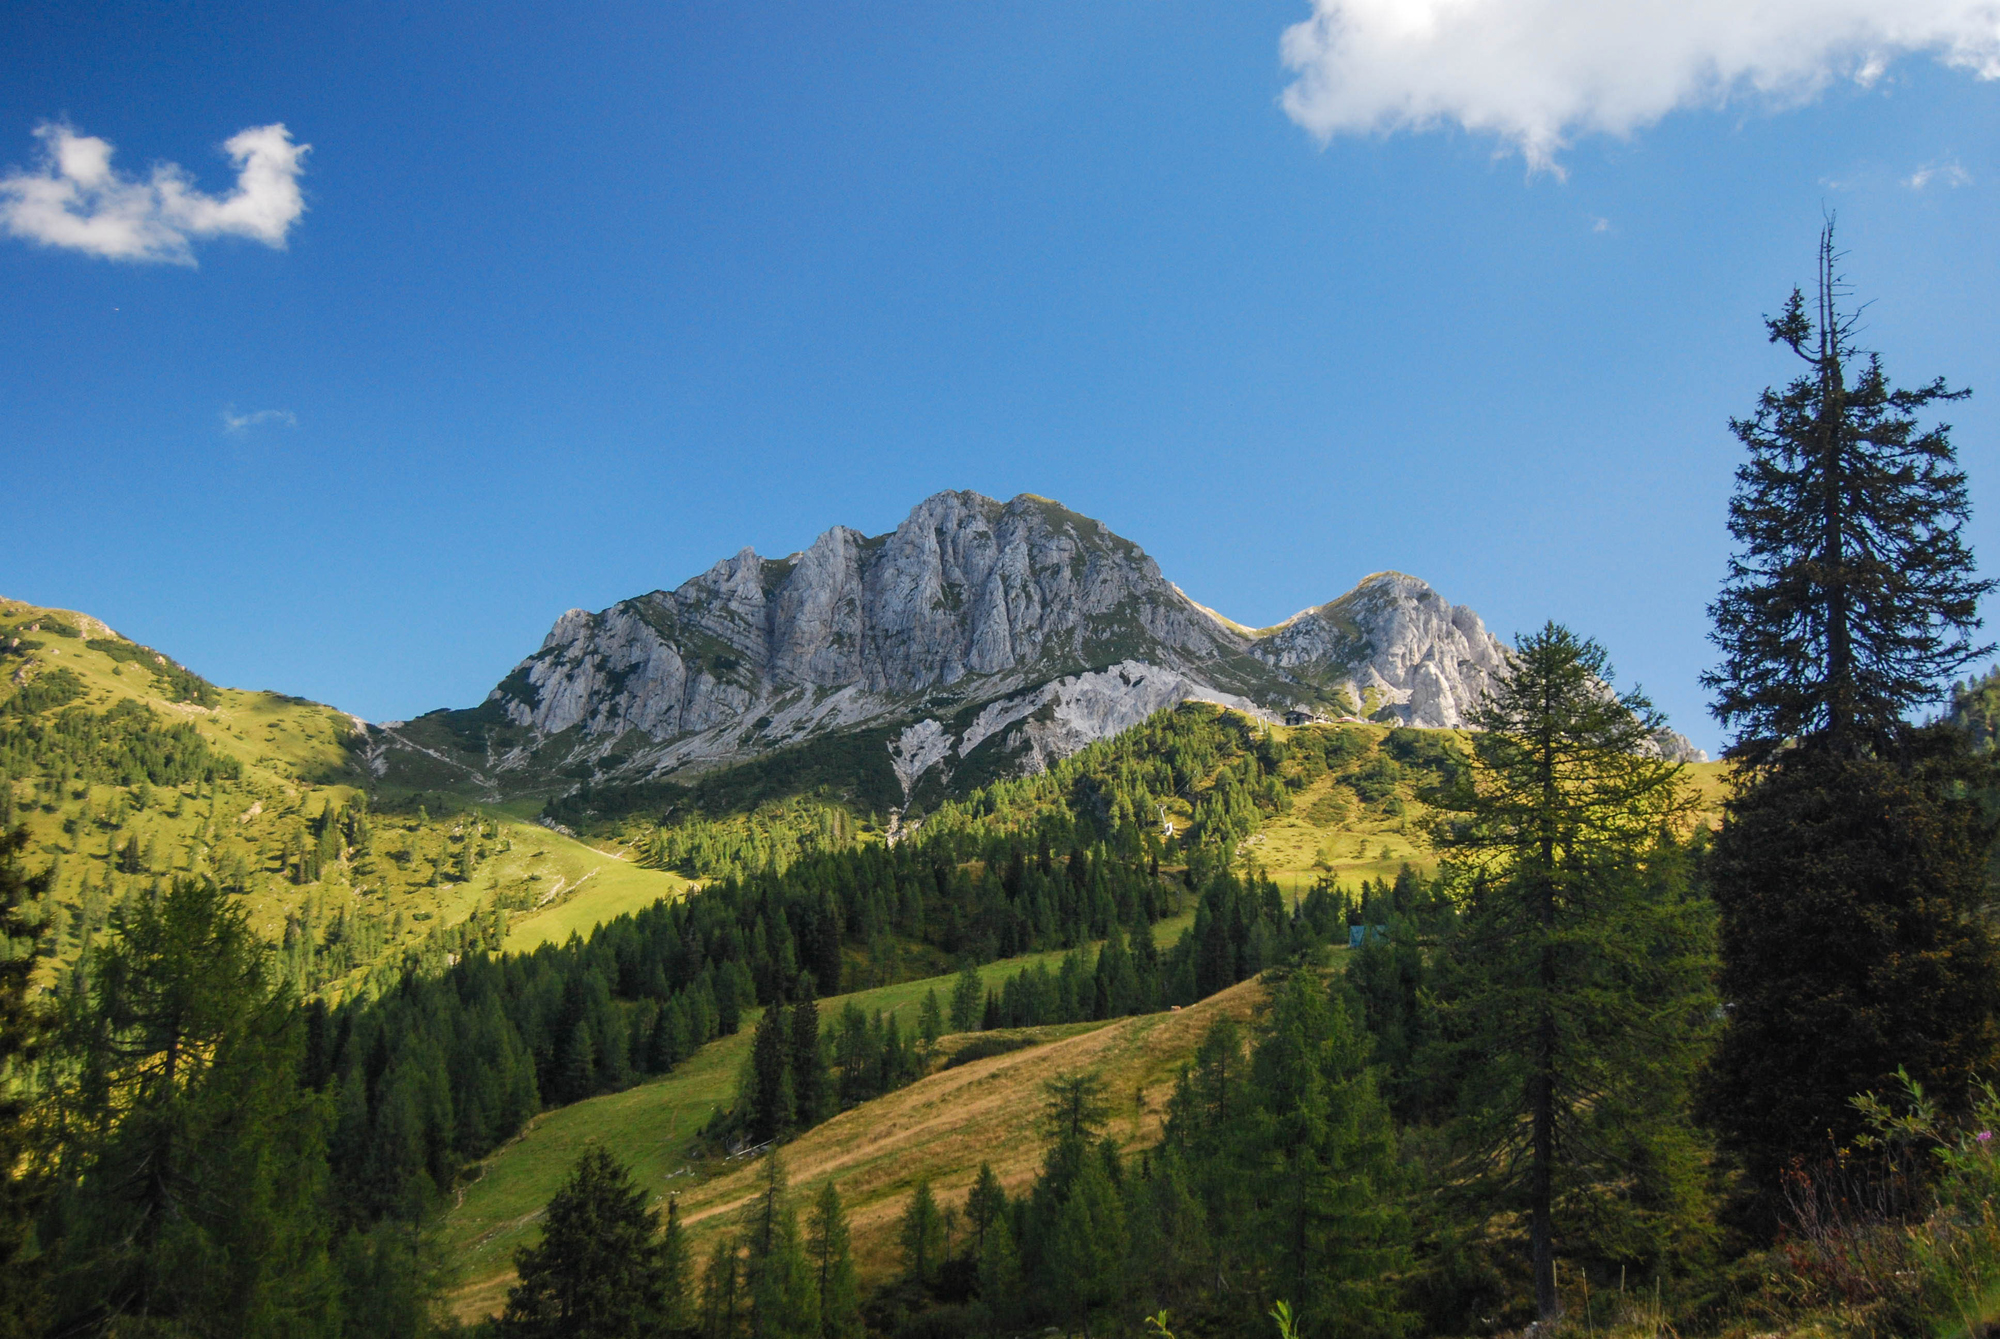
[{"xmin": 373, "ymin": 489, "xmax": 1701, "ymax": 803}]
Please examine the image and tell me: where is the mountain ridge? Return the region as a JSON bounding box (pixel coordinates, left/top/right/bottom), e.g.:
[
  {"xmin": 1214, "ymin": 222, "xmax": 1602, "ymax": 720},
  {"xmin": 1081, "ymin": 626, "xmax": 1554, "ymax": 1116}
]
[{"xmin": 364, "ymin": 490, "xmax": 1705, "ymax": 808}]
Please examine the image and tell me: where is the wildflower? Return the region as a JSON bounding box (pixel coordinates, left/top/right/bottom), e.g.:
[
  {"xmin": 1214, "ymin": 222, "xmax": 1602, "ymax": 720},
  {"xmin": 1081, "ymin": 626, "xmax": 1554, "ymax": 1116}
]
[{"xmin": 1978, "ymin": 1130, "xmax": 1993, "ymax": 1144}]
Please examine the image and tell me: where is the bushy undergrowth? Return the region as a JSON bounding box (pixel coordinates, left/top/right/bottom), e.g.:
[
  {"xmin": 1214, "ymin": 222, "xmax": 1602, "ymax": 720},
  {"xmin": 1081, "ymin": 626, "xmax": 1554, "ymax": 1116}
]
[{"xmin": 1755, "ymin": 1072, "xmax": 2000, "ymax": 1337}]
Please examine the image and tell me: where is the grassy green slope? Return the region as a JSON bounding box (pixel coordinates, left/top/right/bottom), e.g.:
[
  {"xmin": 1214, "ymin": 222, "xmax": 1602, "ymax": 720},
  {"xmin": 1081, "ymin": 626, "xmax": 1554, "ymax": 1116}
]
[
  {"xmin": 443, "ymin": 933, "xmax": 1254, "ymax": 1322},
  {"xmin": 672, "ymin": 979, "xmax": 1265, "ymax": 1283},
  {"xmin": 442, "ymin": 947, "xmax": 1136, "ymax": 1319},
  {"xmin": 494, "ymin": 834, "xmax": 693, "ymax": 953},
  {"xmin": 0, "ymin": 598, "xmax": 689, "ymax": 998}
]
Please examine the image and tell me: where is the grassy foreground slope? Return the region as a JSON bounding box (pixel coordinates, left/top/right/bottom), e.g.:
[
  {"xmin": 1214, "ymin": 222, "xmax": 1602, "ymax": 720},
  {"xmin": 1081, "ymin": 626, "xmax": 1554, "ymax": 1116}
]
[
  {"xmin": 673, "ymin": 976, "xmax": 1266, "ymax": 1277},
  {"xmin": 443, "ymin": 915, "xmax": 1214, "ymax": 1320}
]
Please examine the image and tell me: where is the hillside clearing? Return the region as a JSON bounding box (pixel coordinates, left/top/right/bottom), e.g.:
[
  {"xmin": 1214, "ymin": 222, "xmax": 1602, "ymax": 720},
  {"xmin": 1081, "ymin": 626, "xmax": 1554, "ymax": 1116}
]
[{"xmin": 443, "ymin": 946, "xmax": 1263, "ymax": 1322}]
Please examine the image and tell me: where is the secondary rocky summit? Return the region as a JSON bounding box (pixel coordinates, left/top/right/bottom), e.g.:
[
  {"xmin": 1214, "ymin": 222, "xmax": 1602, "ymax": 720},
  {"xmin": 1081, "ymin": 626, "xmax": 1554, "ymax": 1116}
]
[{"xmin": 370, "ymin": 491, "xmax": 1697, "ymax": 804}]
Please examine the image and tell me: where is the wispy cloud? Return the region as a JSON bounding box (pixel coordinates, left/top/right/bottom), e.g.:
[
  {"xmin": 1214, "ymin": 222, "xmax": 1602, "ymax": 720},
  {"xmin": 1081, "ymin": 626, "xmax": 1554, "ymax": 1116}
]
[
  {"xmin": 1280, "ymin": 1, "xmax": 2000, "ymax": 174},
  {"xmin": 0, "ymin": 123, "xmax": 308, "ymax": 264},
  {"xmin": 221, "ymin": 406, "xmax": 297, "ymax": 434},
  {"xmin": 1908, "ymin": 158, "xmax": 1973, "ymax": 188}
]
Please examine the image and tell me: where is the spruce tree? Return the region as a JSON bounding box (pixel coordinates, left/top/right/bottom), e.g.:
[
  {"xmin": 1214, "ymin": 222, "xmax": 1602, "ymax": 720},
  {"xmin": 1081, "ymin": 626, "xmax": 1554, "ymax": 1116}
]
[
  {"xmin": 748, "ymin": 1000, "xmax": 794, "ymax": 1143},
  {"xmin": 1702, "ymin": 226, "xmax": 2000, "ymax": 1195},
  {"xmin": 1702, "ymin": 735, "xmax": 2000, "ymax": 1187},
  {"xmin": 502, "ymin": 1148, "xmax": 668, "ymax": 1338},
  {"xmin": 788, "ymin": 986, "xmax": 826, "ymax": 1130},
  {"xmin": 917, "ymin": 988, "xmax": 942, "ymax": 1055},
  {"xmin": 1706, "ymin": 221, "xmax": 1992, "ymax": 763},
  {"xmin": 1431, "ymin": 624, "xmax": 1710, "ymax": 1324}
]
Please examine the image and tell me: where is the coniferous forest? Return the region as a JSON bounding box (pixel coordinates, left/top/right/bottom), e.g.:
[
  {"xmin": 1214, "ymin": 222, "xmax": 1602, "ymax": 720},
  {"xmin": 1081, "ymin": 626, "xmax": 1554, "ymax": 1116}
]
[{"xmin": 8, "ymin": 228, "xmax": 2000, "ymax": 1338}]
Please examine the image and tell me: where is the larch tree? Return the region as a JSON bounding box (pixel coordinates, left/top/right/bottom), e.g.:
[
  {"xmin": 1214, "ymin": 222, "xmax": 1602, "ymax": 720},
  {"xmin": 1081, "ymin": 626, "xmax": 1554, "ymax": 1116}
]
[
  {"xmin": 744, "ymin": 1152, "xmax": 817, "ymax": 1339},
  {"xmin": 42, "ymin": 878, "xmax": 340, "ymax": 1339},
  {"xmin": 963, "ymin": 1162, "xmax": 1006, "ymax": 1260},
  {"xmin": 805, "ymin": 1180, "xmax": 861, "ymax": 1339},
  {"xmin": 898, "ymin": 1178, "xmax": 945, "ymax": 1288},
  {"xmin": 949, "ymin": 959, "xmax": 983, "ymax": 1033},
  {"xmin": 1242, "ymin": 973, "xmax": 1413, "ymax": 1337},
  {"xmin": 1432, "ymin": 624, "xmax": 1710, "ymax": 1324}
]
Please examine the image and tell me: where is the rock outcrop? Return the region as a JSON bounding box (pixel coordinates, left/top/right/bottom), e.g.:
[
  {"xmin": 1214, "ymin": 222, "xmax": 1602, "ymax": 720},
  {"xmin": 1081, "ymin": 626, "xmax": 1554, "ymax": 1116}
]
[
  {"xmin": 1250, "ymin": 572, "xmax": 1511, "ymax": 729},
  {"xmin": 375, "ymin": 490, "xmax": 1702, "ymax": 801}
]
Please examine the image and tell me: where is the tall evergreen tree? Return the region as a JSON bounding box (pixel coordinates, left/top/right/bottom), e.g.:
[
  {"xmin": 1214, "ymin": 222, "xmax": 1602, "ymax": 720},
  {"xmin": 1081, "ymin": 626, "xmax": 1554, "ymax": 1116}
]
[
  {"xmin": 1049, "ymin": 1149, "xmax": 1126, "ymax": 1339},
  {"xmin": 805, "ymin": 1180, "xmax": 861, "ymax": 1339},
  {"xmin": 1702, "ymin": 227, "xmax": 2000, "ymax": 1196},
  {"xmin": 1702, "ymin": 734, "xmax": 2000, "ymax": 1188},
  {"xmin": 502, "ymin": 1148, "xmax": 669, "ymax": 1339},
  {"xmin": 661, "ymin": 1195, "xmax": 695, "ymax": 1334},
  {"xmin": 964, "ymin": 1162, "xmax": 1006, "ymax": 1259},
  {"xmin": 917, "ymin": 988, "xmax": 942, "ymax": 1055},
  {"xmin": 949, "ymin": 959, "xmax": 983, "ymax": 1033},
  {"xmin": 977, "ymin": 1212, "xmax": 1025, "ymax": 1328},
  {"xmin": 42, "ymin": 877, "xmax": 338, "ymax": 1339},
  {"xmin": 1431, "ymin": 625, "xmax": 1710, "ymax": 1323},
  {"xmin": 701, "ymin": 1238, "xmax": 743, "ymax": 1339},
  {"xmin": 1041, "ymin": 1072, "xmax": 1109, "ymax": 1145},
  {"xmin": 1705, "ymin": 220, "xmax": 1993, "ymax": 763},
  {"xmin": 744, "ymin": 1154, "xmax": 817, "ymax": 1339},
  {"xmin": 898, "ymin": 1178, "xmax": 945, "ymax": 1288},
  {"xmin": 1242, "ymin": 973, "xmax": 1413, "ymax": 1337},
  {"xmin": 748, "ymin": 999, "xmax": 794, "ymax": 1143},
  {"xmin": 788, "ymin": 985, "xmax": 826, "ymax": 1129}
]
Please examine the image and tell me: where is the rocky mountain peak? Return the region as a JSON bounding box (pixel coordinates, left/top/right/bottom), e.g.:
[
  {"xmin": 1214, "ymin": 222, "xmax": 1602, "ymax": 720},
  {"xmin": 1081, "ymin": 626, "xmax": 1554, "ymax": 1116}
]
[
  {"xmin": 373, "ymin": 491, "xmax": 1702, "ymax": 803},
  {"xmin": 1251, "ymin": 571, "xmax": 1511, "ymax": 729}
]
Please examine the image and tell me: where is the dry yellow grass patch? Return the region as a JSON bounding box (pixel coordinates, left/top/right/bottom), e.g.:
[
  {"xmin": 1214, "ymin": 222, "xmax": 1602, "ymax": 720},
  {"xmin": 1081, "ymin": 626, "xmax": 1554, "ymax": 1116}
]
[{"xmin": 671, "ymin": 976, "xmax": 1268, "ymax": 1281}]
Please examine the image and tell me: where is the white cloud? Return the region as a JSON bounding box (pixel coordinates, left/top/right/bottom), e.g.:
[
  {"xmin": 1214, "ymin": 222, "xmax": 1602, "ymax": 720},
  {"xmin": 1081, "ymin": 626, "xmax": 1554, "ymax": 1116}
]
[
  {"xmin": 0, "ymin": 122, "xmax": 308, "ymax": 264},
  {"xmin": 1908, "ymin": 158, "xmax": 1973, "ymax": 187},
  {"xmin": 221, "ymin": 406, "xmax": 298, "ymax": 434},
  {"xmin": 1279, "ymin": 1, "xmax": 2000, "ymax": 173}
]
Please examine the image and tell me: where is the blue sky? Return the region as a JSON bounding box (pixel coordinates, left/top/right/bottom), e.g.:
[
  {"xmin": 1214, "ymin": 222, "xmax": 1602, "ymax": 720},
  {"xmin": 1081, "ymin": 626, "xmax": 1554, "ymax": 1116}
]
[{"xmin": 6, "ymin": 0, "xmax": 2000, "ymax": 753}]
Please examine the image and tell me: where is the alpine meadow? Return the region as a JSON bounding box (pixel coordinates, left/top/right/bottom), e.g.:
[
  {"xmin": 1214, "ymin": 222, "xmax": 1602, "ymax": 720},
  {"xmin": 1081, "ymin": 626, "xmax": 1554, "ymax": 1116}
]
[
  {"xmin": 12, "ymin": 3, "xmax": 2000, "ymax": 1337},
  {"xmin": 3, "ymin": 225, "xmax": 1999, "ymax": 1335}
]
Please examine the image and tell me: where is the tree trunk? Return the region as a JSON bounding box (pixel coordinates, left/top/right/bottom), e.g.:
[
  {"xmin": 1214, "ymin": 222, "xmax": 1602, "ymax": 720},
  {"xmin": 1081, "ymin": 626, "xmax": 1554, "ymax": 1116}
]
[
  {"xmin": 1532, "ymin": 703, "xmax": 1562, "ymax": 1321},
  {"xmin": 1815, "ymin": 221, "xmax": 1854, "ymax": 752},
  {"xmin": 1531, "ymin": 1016, "xmax": 1558, "ymax": 1323}
]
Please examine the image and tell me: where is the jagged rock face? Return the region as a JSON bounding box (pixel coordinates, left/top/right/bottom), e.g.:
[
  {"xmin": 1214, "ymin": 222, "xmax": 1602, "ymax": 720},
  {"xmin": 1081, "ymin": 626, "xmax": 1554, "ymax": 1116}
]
[
  {"xmin": 1252, "ymin": 572, "xmax": 1511, "ymax": 730},
  {"xmin": 481, "ymin": 492, "xmax": 1268, "ymax": 785},
  {"xmin": 384, "ymin": 489, "xmax": 1702, "ymax": 800}
]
